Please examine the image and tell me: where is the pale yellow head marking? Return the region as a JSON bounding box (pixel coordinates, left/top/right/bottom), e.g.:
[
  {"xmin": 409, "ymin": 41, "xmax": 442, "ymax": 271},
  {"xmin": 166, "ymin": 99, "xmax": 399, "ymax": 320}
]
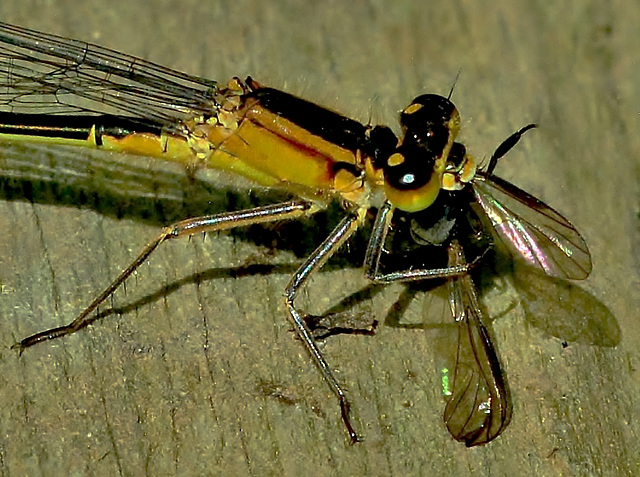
[
  {"xmin": 387, "ymin": 152, "xmax": 405, "ymax": 167},
  {"xmin": 402, "ymin": 103, "xmax": 423, "ymax": 115}
]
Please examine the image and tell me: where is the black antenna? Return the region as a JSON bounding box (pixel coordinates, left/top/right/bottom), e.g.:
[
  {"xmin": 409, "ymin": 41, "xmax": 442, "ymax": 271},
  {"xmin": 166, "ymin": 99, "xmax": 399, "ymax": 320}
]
[{"xmin": 447, "ymin": 69, "xmax": 462, "ymax": 100}]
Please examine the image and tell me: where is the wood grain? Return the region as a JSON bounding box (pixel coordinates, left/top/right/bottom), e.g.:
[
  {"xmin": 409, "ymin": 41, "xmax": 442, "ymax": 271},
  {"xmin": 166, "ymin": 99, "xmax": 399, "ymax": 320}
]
[{"xmin": 0, "ymin": 1, "xmax": 637, "ymax": 475}]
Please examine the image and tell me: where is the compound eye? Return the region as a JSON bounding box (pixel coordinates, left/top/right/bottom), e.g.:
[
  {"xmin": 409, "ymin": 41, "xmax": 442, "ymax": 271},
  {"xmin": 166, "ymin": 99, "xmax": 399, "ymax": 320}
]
[
  {"xmin": 383, "ymin": 148, "xmax": 442, "ymax": 213},
  {"xmin": 385, "ymin": 151, "xmax": 430, "ymax": 189},
  {"xmin": 400, "ymin": 94, "xmax": 458, "ymax": 131}
]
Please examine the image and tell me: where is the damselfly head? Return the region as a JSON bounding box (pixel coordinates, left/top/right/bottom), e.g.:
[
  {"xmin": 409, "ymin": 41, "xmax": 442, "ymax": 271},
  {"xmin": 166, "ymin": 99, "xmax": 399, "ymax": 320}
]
[{"xmin": 381, "ymin": 95, "xmax": 461, "ymax": 213}]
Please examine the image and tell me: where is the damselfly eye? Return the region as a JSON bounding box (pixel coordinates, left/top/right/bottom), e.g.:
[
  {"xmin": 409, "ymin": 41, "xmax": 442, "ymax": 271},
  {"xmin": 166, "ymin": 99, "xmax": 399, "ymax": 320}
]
[
  {"xmin": 382, "ymin": 144, "xmax": 442, "ymax": 213},
  {"xmin": 400, "ymin": 96, "xmax": 461, "ymax": 164},
  {"xmin": 400, "ymin": 94, "xmax": 458, "ymax": 131}
]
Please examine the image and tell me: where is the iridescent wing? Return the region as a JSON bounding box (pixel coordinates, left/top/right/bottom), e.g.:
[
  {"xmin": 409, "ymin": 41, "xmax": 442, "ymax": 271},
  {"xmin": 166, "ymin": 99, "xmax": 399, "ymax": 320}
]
[
  {"xmin": 443, "ymin": 242, "xmax": 511, "ymax": 446},
  {"xmin": 472, "ymin": 172, "xmax": 592, "ymax": 280}
]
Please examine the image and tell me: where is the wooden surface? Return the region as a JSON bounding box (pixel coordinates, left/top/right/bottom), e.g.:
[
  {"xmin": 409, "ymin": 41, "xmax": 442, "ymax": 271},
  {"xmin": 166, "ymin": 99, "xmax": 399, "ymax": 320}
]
[{"xmin": 0, "ymin": 1, "xmax": 638, "ymax": 475}]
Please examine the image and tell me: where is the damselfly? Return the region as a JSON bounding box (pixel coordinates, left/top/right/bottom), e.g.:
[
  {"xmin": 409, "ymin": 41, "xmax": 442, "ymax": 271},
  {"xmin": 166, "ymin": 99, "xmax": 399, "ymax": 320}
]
[{"xmin": 0, "ymin": 22, "xmax": 591, "ymax": 445}]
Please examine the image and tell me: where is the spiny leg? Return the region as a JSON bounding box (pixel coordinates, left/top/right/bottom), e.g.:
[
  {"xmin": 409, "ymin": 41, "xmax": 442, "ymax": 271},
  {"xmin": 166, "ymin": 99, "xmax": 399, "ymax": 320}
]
[
  {"xmin": 284, "ymin": 207, "xmax": 364, "ymax": 443},
  {"xmin": 14, "ymin": 200, "xmax": 315, "ymax": 353}
]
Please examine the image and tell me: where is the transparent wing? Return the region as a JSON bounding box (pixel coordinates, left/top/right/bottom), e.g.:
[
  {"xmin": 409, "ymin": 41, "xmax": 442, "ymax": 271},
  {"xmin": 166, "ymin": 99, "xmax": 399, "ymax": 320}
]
[
  {"xmin": 0, "ymin": 21, "xmax": 219, "ymax": 133},
  {"xmin": 472, "ymin": 172, "xmax": 592, "ymax": 280},
  {"xmin": 443, "ymin": 242, "xmax": 511, "ymax": 446}
]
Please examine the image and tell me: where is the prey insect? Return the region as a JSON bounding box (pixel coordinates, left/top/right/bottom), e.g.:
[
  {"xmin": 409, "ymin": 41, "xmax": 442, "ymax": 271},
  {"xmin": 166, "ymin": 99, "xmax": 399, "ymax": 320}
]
[
  {"xmin": 0, "ymin": 21, "xmax": 591, "ymax": 445},
  {"xmin": 445, "ymin": 240, "xmax": 511, "ymax": 446}
]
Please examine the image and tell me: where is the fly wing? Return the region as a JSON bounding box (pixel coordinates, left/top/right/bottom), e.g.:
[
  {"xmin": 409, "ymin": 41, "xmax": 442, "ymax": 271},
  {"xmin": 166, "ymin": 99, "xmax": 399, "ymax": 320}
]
[
  {"xmin": 0, "ymin": 22, "xmax": 219, "ymax": 133},
  {"xmin": 472, "ymin": 172, "xmax": 592, "ymax": 280},
  {"xmin": 443, "ymin": 268, "xmax": 511, "ymax": 446}
]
